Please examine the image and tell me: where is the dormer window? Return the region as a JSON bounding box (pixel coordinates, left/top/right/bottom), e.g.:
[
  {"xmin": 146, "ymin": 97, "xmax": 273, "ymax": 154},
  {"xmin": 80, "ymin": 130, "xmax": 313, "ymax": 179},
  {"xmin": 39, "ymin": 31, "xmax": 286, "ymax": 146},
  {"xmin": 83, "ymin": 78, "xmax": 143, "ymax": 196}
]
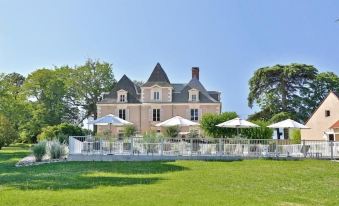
[
  {"xmin": 153, "ymin": 91, "xmax": 160, "ymax": 101},
  {"xmin": 117, "ymin": 90, "xmax": 128, "ymax": 103},
  {"xmin": 150, "ymin": 86, "xmax": 162, "ymax": 102},
  {"xmin": 120, "ymin": 94, "xmax": 126, "ymax": 102},
  {"xmin": 188, "ymin": 89, "xmax": 199, "ymax": 102},
  {"xmin": 191, "ymin": 94, "xmax": 197, "ymax": 102}
]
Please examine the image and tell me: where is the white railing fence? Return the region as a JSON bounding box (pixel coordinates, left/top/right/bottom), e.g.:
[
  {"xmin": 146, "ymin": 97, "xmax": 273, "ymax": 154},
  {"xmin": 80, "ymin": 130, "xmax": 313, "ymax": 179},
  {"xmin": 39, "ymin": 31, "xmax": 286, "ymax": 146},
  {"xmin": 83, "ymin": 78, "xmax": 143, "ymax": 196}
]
[{"xmin": 68, "ymin": 136, "xmax": 339, "ymax": 159}]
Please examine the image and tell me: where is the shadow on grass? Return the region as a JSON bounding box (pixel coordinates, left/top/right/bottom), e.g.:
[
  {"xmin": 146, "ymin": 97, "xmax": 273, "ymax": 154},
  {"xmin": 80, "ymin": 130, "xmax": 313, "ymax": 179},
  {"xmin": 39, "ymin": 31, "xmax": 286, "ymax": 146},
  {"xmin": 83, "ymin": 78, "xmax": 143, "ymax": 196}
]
[
  {"xmin": 1, "ymin": 174, "xmax": 162, "ymax": 190},
  {"xmin": 0, "ymin": 149, "xmax": 188, "ymax": 190}
]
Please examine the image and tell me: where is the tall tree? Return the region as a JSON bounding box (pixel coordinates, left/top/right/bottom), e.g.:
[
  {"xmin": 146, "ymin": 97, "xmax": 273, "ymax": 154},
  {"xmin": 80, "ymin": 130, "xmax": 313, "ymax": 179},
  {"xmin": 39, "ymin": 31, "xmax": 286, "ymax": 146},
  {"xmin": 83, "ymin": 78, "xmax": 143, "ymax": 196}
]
[
  {"xmin": 248, "ymin": 64, "xmax": 318, "ymax": 122},
  {"xmin": 311, "ymin": 72, "xmax": 339, "ymax": 104},
  {"xmin": 0, "ymin": 114, "xmax": 18, "ymax": 149},
  {"xmin": 22, "ymin": 69, "xmax": 76, "ymax": 125},
  {"xmin": 0, "ymin": 73, "xmax": 30, "ymax": 131},
  {"xmin": 70, "ymin": 59, "xmax": 116, "ymax": 124}
]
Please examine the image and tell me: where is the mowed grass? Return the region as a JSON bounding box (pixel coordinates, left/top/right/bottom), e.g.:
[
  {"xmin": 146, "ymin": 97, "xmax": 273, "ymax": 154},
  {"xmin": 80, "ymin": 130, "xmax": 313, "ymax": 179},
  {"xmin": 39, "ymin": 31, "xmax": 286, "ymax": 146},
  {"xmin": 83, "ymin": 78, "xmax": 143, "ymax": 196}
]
[{"xmin": 0, "ymin": 145, "xmax": 339, "ymax": 206}]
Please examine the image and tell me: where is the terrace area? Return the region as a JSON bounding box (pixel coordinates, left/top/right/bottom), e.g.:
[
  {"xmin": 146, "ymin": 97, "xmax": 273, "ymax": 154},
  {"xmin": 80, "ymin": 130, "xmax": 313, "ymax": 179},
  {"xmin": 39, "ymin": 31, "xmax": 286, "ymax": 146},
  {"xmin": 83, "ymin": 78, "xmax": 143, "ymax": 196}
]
[{"xmin": 68, "ymin": 136, "xmax": 339, "ymax": 161}]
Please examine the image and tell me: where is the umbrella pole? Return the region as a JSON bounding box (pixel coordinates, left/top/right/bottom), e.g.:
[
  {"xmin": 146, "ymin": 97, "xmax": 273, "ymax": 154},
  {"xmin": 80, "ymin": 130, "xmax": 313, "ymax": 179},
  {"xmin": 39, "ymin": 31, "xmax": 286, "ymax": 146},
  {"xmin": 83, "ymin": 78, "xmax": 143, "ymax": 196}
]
[
  {"xmin": 110, "ymin": 124, "xmax": 112, "ymax": 138},
  {"xmin": 87, "ymin": 123, "xmax": 90, "ymax": 137}
]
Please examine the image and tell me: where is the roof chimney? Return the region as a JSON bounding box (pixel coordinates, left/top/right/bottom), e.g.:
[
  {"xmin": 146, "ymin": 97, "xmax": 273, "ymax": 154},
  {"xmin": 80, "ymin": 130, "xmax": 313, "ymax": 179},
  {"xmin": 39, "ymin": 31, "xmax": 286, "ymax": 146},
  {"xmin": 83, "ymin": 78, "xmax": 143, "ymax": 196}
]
[{"xmin": 192, "ymin": 67, "xmax": 200, "ymax": 80}]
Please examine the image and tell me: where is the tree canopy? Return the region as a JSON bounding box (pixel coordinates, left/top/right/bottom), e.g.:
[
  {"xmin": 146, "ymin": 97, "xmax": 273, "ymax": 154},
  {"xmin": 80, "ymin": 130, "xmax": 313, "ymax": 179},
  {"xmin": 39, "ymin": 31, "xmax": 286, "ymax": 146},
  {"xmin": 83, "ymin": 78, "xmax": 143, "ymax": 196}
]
[
  {"xmin": 0, "ymin": 59, "xmax": 116, "ymax": 144},
  {"xmin": 248, "ymin": 64, "xmax": 338, "ymax": 122},
  {"xmin": 200, "ymin": 112, "xmax": 238, "ymax": 138}
]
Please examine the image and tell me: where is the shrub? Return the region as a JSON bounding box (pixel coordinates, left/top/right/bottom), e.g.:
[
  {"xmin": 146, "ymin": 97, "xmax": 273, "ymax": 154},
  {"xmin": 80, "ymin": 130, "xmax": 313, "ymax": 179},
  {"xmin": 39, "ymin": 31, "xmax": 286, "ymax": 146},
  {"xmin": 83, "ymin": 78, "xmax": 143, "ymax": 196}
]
[
  {"xmin": 0, "ymin": 114, "xmax": 18, "ymax": 149},
  {"xmin": 124, "ymin": 125, "xmax": 136, "ymax": 137},
  {"xmin": 143, "ymin": 131, "xmax": 161, "ymax": 153},
  {"xmin": 200, "ymin": 112, "xmax": 238, "ymax": 138},
  {"xmin": 188, "ymin": 129, "xmax": 199, "ymax": 138},
  {"xmin": 270, "ymin": 112, "xmax": 294, "ymax": 123},
  {"xmin": 143, "ymin": 131, "xmax": 161, "ymax": 143},
  {"xmin": 37, "ymin": 123, "xmax": 86, "ymax": 143},
  {"xmin": 165, "ymin": 126, "xmax": 180, "ymax": 138},
  {"xmin": 290, "ymin": 129, "xmax": 301, "ymax": 144},
  {"xmin": 241, "ymin": 120, "xmax": 273, "ymax": 139},
  {"xmin": 32, "ymin": 141, "xmax": 47, "ymax": 162},
  {"xmin": 48, "ymin": 140, "xmax": 66, "ymax": 159},
  {"xmin": 103, "ymin": 129, "xmax": 112, "ymax": 137}
]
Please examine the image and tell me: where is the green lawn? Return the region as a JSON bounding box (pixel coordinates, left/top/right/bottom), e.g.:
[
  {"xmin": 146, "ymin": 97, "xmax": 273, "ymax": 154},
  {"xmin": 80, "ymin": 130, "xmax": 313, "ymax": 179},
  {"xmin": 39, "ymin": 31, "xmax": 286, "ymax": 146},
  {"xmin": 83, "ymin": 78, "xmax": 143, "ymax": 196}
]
[{"xmin": 0, "ymin": 145, "xmax": 338, "ymax": 206}]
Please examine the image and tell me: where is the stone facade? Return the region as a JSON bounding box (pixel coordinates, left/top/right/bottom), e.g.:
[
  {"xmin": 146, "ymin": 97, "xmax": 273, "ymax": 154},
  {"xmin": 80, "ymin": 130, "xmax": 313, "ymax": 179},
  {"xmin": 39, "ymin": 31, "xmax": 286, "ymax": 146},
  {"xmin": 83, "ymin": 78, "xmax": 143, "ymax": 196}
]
[{"xmin": 97, "ymin": 63, "xmax": 221, "ymax": 136}]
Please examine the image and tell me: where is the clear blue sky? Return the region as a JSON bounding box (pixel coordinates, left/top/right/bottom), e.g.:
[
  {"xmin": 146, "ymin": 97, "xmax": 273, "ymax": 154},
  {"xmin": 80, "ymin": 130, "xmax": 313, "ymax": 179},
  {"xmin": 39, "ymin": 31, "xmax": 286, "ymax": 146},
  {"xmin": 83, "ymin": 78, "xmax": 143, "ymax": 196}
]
[{"xmin": 0, "ymin": 0, "xmax": 338, "ymax": 117}]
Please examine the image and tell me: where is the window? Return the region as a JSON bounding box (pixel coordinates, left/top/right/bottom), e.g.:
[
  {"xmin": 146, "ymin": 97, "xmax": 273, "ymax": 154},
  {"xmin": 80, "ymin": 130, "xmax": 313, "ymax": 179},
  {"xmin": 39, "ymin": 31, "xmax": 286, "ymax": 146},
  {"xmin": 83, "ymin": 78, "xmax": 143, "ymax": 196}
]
[
  {"xmin": 119, "ymin": 109, "xmax": 126, "ymax": 120},
  {"xmin": 119, "ymin": 94, "xmax": 126, "ymax": 102},
  {"xmin": 329, "ymin": 134, "xmax": 334, "ymax": 141},
  {"xmin": 191, "ymin": 94, "xmax": 197, "ymax": 102},
  {"xmin": 191, "ymin": 109, "xmax": 198, "ymax": 121},
  {"xmin": 153, "ymin": 109, "xmax": 160, "ymax": 121},
  {"xmin": 153, "ymin": 91, "xmax": 160, "ymax": 101},
  {"xmin": 325, "ymin": 110, "xmax": 330, "ymax": 117},
  {"xmin": 188, "ymin": 89, "xmax": 199, "ymax": 102}
]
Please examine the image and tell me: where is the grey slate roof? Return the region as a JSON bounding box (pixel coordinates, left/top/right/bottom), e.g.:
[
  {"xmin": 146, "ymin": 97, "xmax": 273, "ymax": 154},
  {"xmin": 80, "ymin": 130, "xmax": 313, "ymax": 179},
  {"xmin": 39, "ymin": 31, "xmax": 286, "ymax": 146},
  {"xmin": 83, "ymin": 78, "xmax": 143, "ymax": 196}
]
[
  {"xmin": 98, "ymin": 75, "xmax": 141, "ymax": 104},
  {"xmin": 172, "ymin": 83, "xmax": 186, "ymax": 93},
  {"xmin": 334, "ymin": 91, "xmax": 339, "ymax": 98},
  {"xmin": 98, "ymin": 63, "xmax": 221, "ymax": 104},
  {"xmin": 208, "ymin": 91, "xmax": 221, "ymax": 102},
  {"xmin": 171, "ymin": 78, "xmax": 218, "ymax": 103},
  {"xmin": 142, "ymin": 63, "xmax": 172, "ymax": 87}
]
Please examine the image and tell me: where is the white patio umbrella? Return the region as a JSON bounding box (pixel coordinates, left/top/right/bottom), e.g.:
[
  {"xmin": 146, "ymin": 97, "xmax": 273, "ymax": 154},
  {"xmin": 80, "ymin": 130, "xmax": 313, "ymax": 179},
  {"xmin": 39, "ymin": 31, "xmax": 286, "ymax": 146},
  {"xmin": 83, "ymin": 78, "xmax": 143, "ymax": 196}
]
[
  {"xmin": 89, "ymin": 114, "xmax": 133, "ymax": 131},
  {"xmin": 156, "ymin": 116, "xmax": 200, "ymax": 137},
  {"xmin": 267, "ymin": 119, "xmax": 309, "ymax": 129},
  {"xmin": 155, "ymin": 116, "xmax": 200, "ymax": 127},
  {"xmin": 216, "ymin": 117, "xmax": 259, "ymax": 136},
  {"xmin": 267, "ymin": 119, "xmax": 309, "ymax": 140}
]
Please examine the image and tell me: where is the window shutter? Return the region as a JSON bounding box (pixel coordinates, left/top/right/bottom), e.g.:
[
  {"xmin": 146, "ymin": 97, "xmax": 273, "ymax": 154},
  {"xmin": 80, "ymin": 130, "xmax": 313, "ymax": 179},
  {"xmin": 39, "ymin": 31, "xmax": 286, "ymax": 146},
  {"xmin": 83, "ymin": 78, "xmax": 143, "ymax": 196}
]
[
  {"xmin": 126, "ymin": 109, "xmax": 129, "ymax": 121},
  {"xmin": 160, "ymin": 108, "xmax": 164, "ymax": 121},
  {"xmin": 186, "ymin": 109, "xmax": 190, "ymax": 119},
  {"xmin": 198, "ymin": 108, "xmax": 202, "ymax": 120},
  {"xmin": 149, "ymin": 109, "xmax": 153, "ymax": 121},
  {"xmin": 115, "ymin": 108, "xmax": 119, "ymax": 116}
]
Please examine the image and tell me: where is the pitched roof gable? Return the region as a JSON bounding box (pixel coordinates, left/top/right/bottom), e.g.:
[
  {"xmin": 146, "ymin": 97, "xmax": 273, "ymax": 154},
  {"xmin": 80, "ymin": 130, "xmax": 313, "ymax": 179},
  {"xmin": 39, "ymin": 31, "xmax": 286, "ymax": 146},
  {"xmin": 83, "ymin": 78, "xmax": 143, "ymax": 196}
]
[
  {"xmin": 172, "ymin": 78, "xmax": 218, "ymax": 103},
  {"xmin": 143, "ymin": 63, "xmax": 171, "ymax": 87},
  {"xmin": 305, "ymin": 91, "xmax": 339, "ymax": 124},
  {"xmin": 187, "ymin": 77, "xmax": 207, "ymax": 92},
  {"xmin": 116, "ymin": 75, "xmax": 140, "ymax": 95},
  {"xmin": 98, "ymin": 75, "xmax": 140, "ymax": 104}
]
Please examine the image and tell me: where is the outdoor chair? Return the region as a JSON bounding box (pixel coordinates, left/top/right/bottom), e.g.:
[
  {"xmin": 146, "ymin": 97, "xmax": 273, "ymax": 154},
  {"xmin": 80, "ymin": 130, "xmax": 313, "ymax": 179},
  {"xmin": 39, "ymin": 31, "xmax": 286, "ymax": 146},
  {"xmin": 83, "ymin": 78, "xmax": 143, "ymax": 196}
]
[
  {"xmin": 300, "ymin": 145, "xmax": 311, "ymax": 157},
  {"xmin": 81, "ymin": 141, "xmax": 93, "ymax": 154}
]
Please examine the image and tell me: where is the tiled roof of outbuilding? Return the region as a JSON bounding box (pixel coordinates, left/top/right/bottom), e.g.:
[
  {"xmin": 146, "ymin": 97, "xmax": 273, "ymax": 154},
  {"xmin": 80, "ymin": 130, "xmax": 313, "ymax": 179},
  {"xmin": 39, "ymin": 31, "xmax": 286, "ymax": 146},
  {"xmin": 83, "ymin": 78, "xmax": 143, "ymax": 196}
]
[{"xmin": 330, "ymin": 120, "xmax": 339, "ymax": 129}]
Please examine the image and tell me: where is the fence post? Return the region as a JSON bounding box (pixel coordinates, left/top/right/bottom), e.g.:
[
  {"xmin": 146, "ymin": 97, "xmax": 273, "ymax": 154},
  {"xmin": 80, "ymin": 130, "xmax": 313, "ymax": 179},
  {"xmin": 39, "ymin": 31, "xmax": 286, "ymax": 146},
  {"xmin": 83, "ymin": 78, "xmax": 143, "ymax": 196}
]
[
  {"xmin": 219, "ymin": 138, "xmax": 222, "ymax": 156},
  {"xmin": 100, "ymin": 139, "xmax": 103, "ymax": 155},
  {"xmin": 160, "ymin": 138, "xmax": 163, "ymax": 156},
  {"xmin": 330, "ymin": 140, "xmax": 334, "ymax": 160},
  {"xmin": 130, "ymin": 137, "xmax": 133, "ymax": 155},
  {"xmin": 68, "ymin": 136, "xmax": 72, "ymax": 154},
  {"xmin": 190, "ymin": 138, "xmax": 193, "ymax": 156},
  {"xmin": 181, "ymin": 139, "xmax": 184, "ymax": 155},
  {"xmin": 303, "ymin": 140, "xmax": 306, "ymax": 158}
]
